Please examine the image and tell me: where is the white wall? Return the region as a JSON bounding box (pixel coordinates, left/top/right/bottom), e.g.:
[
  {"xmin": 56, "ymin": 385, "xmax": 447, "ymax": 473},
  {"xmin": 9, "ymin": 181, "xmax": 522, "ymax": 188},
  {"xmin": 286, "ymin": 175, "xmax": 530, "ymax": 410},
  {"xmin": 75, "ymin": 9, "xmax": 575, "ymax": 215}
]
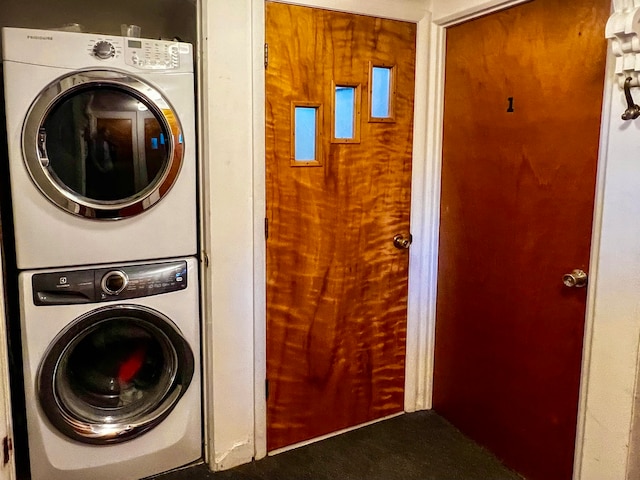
[
  {"xmin": 269, "ymin": 0, "xmax": 430, "ymax": 21},
  {"xmin": 576, "ymin": 47, "xmax": 640, "ymax": 480},
  {"xmin": 431, "ymin": 0, "xmax": 527, "ymax": 25},
  {"xmin": 198, "ymin": 0, "xmax": 258, "ymax": 470}
]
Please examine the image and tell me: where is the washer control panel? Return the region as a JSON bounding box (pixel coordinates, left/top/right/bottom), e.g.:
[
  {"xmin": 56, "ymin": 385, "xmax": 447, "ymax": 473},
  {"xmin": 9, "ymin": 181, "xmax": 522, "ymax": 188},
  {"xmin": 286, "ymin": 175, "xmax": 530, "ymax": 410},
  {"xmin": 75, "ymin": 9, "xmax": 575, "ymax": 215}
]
[{"xmin": 33, "ymin": 260, "xmax": 188, "ymax": 306}]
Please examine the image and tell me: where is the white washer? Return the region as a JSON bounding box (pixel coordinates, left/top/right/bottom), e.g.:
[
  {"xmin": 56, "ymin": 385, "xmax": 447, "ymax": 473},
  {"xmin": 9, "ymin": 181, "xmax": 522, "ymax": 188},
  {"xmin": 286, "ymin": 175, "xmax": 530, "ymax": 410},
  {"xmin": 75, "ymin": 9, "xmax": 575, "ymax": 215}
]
[
  {"xmin": 19, "ymin": 257, "xmax": 201, "ymax": 480},
  {"xmin": 1, "ymin": 27, "xmax": 197, "ymax": 269}
]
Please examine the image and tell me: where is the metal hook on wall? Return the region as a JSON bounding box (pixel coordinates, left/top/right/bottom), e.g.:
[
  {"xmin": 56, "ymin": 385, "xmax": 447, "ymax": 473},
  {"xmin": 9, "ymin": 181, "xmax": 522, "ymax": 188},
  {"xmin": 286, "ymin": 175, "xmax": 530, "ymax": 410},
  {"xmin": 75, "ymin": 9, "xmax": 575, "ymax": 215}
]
[{"xmin": 622, "ymin": 77, "xmax": 640, "ymax": 121}]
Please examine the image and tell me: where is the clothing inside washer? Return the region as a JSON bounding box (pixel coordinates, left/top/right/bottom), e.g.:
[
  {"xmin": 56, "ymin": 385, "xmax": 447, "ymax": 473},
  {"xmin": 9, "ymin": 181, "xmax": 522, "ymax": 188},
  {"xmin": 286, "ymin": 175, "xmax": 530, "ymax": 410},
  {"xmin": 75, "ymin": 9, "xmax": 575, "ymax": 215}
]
[{"xmin": 59, "ymin": 319, "xmax": 174, "ymax": 419}]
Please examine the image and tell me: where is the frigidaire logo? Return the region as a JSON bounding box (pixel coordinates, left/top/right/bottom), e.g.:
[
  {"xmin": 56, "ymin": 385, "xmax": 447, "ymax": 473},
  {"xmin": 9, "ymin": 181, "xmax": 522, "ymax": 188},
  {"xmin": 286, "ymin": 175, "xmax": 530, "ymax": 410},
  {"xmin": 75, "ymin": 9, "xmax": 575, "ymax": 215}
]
[{"xmin": 27, "ymin": 35, "xmax": 53, "ymax": 40}]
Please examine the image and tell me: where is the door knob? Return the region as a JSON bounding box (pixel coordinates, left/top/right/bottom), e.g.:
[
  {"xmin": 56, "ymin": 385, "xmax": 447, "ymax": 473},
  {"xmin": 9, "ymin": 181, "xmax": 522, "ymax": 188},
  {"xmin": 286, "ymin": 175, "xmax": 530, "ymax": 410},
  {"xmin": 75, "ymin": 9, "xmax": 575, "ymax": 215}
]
[
  {"xmin": 562, "ymin": 269, "xmax": 588, "ymax": 288},
  {"xmin": 393, "ymin": 233, "xmax": 412, "ymax": 250}
]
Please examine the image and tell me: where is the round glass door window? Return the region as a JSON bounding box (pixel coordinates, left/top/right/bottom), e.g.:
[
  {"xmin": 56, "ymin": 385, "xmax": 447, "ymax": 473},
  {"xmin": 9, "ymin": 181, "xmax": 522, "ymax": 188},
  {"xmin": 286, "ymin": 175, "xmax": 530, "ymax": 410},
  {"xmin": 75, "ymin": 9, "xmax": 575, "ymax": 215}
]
[
  {"xmin": 37, "ymin": 305, "xmax": 194, "ymax": 444},
  {"xmin": 22, "ymin": 70, "xmax": 185, "ymax": 219}
]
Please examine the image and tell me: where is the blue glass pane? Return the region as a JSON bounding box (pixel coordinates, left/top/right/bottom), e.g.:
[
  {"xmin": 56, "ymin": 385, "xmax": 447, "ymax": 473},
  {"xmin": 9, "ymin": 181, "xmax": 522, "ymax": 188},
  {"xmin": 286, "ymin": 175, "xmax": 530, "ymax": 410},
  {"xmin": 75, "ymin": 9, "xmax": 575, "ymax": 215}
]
[
  {"xmin": 335, "ymin": 86, "xmax": 355, "ymax": 139},
  {"xmin": 372, "ymin": 67, "xmax": 391, "ymax": 118},
  {"xmin": 295, "ymin": 107, "xmax": 317, "ymax": 161}
]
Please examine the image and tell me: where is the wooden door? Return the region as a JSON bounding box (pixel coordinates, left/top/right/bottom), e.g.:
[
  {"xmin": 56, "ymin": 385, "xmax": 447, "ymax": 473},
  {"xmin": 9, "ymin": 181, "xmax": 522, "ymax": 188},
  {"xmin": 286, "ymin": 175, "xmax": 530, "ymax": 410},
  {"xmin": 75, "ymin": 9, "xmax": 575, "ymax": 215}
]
[
  {"xmin": 265, "ymin": 2, "xmax": 416, "ymax": 451},
  {"xmin": 434, "ymin": 1, "xmax": 608, "ymax": 479}
]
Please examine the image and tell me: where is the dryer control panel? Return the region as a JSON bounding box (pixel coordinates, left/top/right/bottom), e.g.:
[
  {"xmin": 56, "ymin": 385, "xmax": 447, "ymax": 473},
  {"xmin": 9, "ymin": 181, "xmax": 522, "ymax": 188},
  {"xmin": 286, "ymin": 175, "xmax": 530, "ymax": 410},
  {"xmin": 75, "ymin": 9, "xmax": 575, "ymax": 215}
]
[
  {"xmin": 123, "ymin": 38, "xmax": 183, "ymax": 69},
  {"xmin": 1, "ymin": 28, "xmax": 193, "ymax": 73},
  {"xmin": 87, "ymin": 37, "xmax": 186, "ymax": 70},
  {"xmin": 32, "ymin": 260, "xmax": 188, "ymax": 306}
]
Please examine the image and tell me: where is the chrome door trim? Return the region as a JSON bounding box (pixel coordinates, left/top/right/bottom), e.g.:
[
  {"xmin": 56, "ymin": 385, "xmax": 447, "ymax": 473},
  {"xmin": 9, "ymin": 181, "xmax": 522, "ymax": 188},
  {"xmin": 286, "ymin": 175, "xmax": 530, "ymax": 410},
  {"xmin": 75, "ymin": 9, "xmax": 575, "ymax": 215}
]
[
  {"xmin": 22, "ymin": 69, "xmax": 185, "ymax": 220},
  {"xmin": 36, "ymin": 304, "xmax": 195, "ymax": 444}
]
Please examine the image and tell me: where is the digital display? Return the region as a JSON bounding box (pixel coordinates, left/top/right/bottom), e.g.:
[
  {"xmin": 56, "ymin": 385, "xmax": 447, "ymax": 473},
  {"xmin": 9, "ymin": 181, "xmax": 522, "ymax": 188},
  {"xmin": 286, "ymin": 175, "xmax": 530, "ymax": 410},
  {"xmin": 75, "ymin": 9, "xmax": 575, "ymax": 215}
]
[{"xmin": 128, "ymin": 40, "xmax": 142, "ymax": 49}]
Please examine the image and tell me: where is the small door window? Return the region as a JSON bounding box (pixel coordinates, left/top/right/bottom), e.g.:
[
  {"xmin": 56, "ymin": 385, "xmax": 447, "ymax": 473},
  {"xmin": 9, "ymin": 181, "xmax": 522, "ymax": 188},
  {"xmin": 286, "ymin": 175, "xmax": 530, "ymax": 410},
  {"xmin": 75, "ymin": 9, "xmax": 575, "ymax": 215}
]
[
  {"xmin": 294, "ymin": 106, "xmax": 317, "ymax": 160},
  {"xmin": 369, "ymin": 64, "xmax": 396, "ymax": 122},
  {"xmin": 332, "ymin": 82, "xmax": 361, "ymax": 144},
  {"xmin": 291, "ymin": 101, "xmax": 322, "ymax": 166}
]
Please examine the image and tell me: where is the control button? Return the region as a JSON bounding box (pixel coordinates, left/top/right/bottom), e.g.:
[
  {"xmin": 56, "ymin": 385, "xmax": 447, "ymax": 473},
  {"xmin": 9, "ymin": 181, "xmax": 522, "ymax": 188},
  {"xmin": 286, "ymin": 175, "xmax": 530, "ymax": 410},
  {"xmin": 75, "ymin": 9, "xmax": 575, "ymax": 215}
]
[
  {"xmin": 101, "ymin": 270, "xmax": 129, "ymax": 295},
  {"xmin": 93, "ymin": 41, "xmax": 116, "ymax": 59}
]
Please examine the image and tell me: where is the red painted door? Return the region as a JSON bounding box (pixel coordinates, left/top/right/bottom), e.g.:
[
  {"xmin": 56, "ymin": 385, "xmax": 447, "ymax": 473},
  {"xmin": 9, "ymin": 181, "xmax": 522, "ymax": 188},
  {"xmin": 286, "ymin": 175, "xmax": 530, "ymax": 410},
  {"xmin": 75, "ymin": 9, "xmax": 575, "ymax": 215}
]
[{"xmin": 434, "ymin": 1, "xmax": 609, "ymax": 479}]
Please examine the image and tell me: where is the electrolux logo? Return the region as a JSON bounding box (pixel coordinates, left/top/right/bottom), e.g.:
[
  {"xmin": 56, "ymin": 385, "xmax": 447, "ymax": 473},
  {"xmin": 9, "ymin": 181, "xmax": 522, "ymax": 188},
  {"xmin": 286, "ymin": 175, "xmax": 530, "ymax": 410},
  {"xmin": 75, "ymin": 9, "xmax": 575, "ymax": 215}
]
[{"xmin": 26, "ymin": 35, "xmax": 53, "ymax": 41}]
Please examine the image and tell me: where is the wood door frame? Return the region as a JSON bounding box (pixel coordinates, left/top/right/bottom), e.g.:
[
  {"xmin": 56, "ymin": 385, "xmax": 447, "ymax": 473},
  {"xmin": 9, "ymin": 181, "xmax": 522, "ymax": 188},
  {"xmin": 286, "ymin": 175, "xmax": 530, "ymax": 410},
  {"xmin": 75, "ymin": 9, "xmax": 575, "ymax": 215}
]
[{"xmin": 199, "ymin": 0, "xmax": 629, "ymax": 477}]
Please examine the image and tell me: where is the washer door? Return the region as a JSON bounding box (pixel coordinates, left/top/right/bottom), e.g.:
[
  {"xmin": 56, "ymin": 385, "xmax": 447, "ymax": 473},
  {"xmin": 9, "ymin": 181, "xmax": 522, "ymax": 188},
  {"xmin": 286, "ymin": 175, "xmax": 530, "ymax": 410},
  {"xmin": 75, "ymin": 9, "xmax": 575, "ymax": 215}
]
[
  {"xmin": 22, "ymin": 69, "xmax": 184, "ymax": 219},
  {"xmin": 37, "ymin": 305, "xmax": 194, "ymax": 444}
]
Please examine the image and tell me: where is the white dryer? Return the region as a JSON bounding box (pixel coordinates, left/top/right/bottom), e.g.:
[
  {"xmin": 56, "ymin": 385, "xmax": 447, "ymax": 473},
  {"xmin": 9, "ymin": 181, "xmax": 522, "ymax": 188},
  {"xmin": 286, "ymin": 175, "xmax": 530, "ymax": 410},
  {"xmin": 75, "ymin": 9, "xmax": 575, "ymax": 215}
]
[
  {"xmin": 19, "ymin": 257, "xmax": 201, "ymax": 480},
  {"xmin": 1, "ymin": 27, "xmax": 197, "ymax": 269}
]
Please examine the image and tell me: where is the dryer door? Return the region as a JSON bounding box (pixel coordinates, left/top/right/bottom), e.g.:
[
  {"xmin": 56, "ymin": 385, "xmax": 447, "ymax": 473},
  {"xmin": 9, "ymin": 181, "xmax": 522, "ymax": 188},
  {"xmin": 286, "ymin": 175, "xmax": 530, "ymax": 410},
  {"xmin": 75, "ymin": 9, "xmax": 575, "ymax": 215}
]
[
  {"xmin": 22, "ymin": 70, "xmax": 185, "ymax": 219},
  {"xmin": 37, "ymin": 304, "xmax": 194, "ymax": 444}
]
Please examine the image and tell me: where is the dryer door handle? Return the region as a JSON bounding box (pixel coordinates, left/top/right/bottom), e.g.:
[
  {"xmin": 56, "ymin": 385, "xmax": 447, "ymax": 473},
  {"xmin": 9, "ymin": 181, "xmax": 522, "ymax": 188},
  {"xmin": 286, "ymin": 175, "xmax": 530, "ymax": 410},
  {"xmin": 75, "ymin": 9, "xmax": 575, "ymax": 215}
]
[{"xmin": 37, "ymin": 128, "xmax": 50, "ymax": 167}]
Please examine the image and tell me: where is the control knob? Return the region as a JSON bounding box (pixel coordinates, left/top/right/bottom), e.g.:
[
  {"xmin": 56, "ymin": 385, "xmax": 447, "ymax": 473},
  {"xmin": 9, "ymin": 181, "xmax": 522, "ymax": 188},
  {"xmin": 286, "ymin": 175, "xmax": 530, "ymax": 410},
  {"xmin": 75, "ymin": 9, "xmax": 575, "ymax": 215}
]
[
  {"xmin": 101, "ymin": 270, "xmax": 129, "ymax": 295},
  {"xmin": 93, "ymin": 41, "xmax": 116, "ymax": 59}
]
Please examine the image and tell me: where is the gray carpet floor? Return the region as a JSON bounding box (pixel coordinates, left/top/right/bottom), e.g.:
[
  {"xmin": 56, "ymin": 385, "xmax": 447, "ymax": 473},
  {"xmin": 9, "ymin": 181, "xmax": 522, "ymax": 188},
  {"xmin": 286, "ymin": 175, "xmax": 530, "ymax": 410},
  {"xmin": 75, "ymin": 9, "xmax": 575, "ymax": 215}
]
[{"xmin": 152, "ymin": 411, "xmax": 522, "ymax": 480}]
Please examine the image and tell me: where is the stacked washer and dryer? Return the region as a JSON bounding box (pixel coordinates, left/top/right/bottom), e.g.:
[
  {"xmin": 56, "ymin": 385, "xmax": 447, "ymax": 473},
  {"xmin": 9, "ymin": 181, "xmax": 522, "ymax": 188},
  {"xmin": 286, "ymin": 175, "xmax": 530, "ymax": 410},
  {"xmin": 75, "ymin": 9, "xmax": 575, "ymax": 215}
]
[{"xmin": 1, "ymin": 27, "xmax": 201, "ymax": 480}]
